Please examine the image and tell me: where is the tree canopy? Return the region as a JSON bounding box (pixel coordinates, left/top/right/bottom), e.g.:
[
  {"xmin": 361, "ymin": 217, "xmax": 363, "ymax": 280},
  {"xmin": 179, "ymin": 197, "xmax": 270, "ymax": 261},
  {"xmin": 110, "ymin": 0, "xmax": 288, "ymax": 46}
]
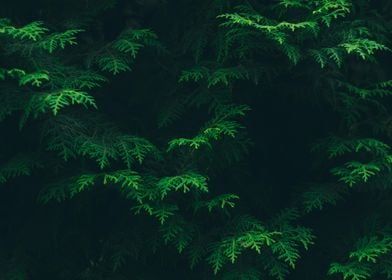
[{"xmin": 0, "ymin": 0, "xmax": 391, "ymax": 279}]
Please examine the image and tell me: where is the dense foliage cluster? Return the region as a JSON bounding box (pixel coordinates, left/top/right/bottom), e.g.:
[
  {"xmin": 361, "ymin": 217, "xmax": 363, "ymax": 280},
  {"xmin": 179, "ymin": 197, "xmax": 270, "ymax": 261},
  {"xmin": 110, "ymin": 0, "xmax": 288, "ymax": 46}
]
[{"xmin": 0, "ymin": 0, "xmax": 391, "ymax": 279}]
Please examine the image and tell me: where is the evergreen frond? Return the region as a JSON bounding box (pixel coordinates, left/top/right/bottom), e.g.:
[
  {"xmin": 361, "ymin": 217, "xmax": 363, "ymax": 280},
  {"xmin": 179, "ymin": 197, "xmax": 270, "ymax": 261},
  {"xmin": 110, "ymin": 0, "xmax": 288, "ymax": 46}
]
[
  {"xmin": 0, "ymin": 155, "xmax": 42, "ymax": 183},
  {"xmin": 0, "ymin": 20, "xmax": 48, "ymax": 41},
  {"xmin": 97, "ymin": 55, "xmax": 131, "ymax": 75},
  {"xmin": 329, "ymin": 262, "xmax": 371, "ymax": 280},
  {"xmin": 39, "ymin": 29, "xmax": 83, "ymax": 53},
  {"xmin": 157, "ymin": 172, "xmax": 208, "ymax": 199},
  {"xmin": 301, "ymin": 184, "xmax": 344, "ymax": 212}
]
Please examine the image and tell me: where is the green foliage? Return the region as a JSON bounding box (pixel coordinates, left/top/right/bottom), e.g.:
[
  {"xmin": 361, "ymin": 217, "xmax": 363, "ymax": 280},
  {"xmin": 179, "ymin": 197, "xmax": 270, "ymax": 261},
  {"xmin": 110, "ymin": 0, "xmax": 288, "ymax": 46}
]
[
  {"xmin": 0, "ymin": 0, "xmax": 391, "ymax": 279},
  {"xmin": 79, "ymin": 134, "xmax": 159, "ymax": 169},
  {"xmin": 314, "ymin": 137, "xmax": 392, "ymax": 186},
  {"xmin": 168, "ymin": 104, "xmax": 249, "ymax": 151},
  {"xmin": 97, "ymin": 55, "xmax": 131, "ymax": 75},
  {"xmin": 18, "ymin": 71, "xmax": 50, "ymax": 87},
  {"xmin": 95, "ymin": 28, "xmax": 159, "ymax": 75},
  {"xmin": 133, "ymin": 203, "xmax": 179, "ymax": 224},
  {"xmin": 39, "ymin": 29, "xmax": 84, "ymax": 53},
  {"xmin": 328, "ymin": 230, "xmax": 392, "ymax": 280},
  {"xmin": 103, "ymin": 170, "xmax": 141, "ymax": 189},
  {"xmin": 339, "ymin": 38, "xmax": 390, "ymax": 60},
  {"xmin": 332, "ymin": 161, "xmax": 381, "ymax": 186},
  {"xmin": 301, "ymin": 184, "xmax": 344, "ymax": 212},
  {"xmin": 179, "ymin": 66, "xmax": 250, "ymax": 87},
  {"xmin": 160, "ymin": 218, "xmax": 196, "ymax": 253},
  {"xmin": 0, "ymin": 155, "xmax": 41, "ymax": 183},
  {"xmin": 271, "ymin": 226, "xmax": 315, "ymax": 268},
  {"xmin": 44, "ymin": 115, "xmax": 159, "ymax": 168},
  {"xmin": 39, "ymin": 170, "xmax": 141, "ymax": 203},
  {"xmin": 0, "ymin": 20, "xmax": 48, "ymax": 41},
  {"xmin": 329, "ymin": 232, "xmax": 392, "ymax": 279},
  {"xmin": 113, "ymin": 29, "xmax": 157, "ymax": 58},
  {"xmin": 205, "ymin": 214, "xmax": 314, "ymax": 276},
  {"xmin": 329, "ymin": 262, "xmax": 372, "ymax": 280},
  {"xmin": 207, "ymin": 216, "xmax": 279, "ymax": 273},
  {"xmin": 195, "ymin": 193, "xmax": 240, "ymax": 212},
  {"xmin": 157, "ymin": 172, "xmax": 208, "ymax": 199},
  {"xmin": 313, "ymin": 0, "xmax": 352, "ymax": 26},
  {"xmin": 350, "ymin": 235, "xmax": 392, "ymax": 263}
]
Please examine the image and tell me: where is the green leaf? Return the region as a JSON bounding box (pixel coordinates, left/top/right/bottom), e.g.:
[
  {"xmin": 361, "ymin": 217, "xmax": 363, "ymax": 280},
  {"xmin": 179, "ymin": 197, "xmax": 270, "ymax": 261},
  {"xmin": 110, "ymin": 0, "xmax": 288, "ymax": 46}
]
[
  {"xmin": 19, "ymin": 71, "xmax": 49, "ymax": 87},
  {"xmin": 158, "ymin": 172, "xmax": 208, "ymax": 199}
]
